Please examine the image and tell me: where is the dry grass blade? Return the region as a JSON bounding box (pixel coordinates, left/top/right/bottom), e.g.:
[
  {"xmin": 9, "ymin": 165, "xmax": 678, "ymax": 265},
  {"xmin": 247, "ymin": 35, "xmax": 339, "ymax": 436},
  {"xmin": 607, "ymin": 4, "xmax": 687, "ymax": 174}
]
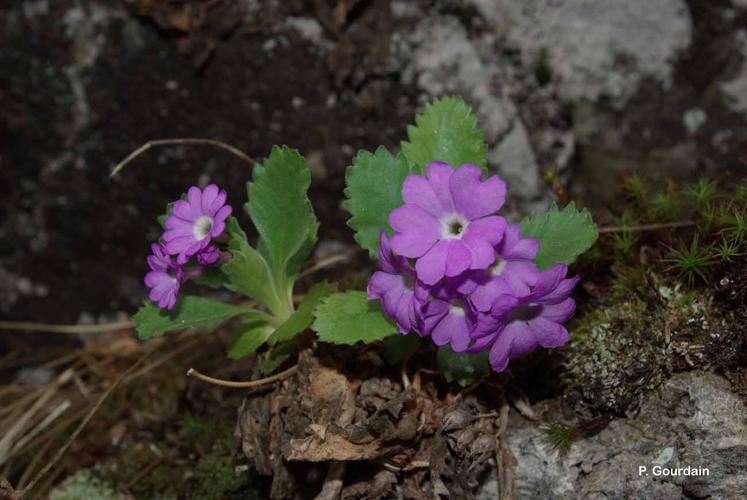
[
  {"xmin": 0, "ymin": 320, "xmax": 134, "ymax": 335},
  {"xmin": 0, "ymin": 370, "xmax": 73, "ymax": 467},
  {"xmin": 18, "ymin": 355, "xmax": 149, "ymax": 498}
]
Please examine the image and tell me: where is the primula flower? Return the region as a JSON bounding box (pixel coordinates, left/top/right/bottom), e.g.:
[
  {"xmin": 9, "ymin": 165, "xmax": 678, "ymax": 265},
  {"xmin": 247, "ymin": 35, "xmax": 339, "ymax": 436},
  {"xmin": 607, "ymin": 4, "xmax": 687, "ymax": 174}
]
[
  {"xmin": 368, "ymin": 233, "xmax": 428, "ymax": 334},
  {"xmin": 144, "ymin": 243, "xmax": 184, "ymax": 310},
  {"xmin": 163, "ymin": 184, "xmax": 232, "ymax": 264},
  {"xmin": 470, "ymin": 264, "xmax": 579, "ymax": 372},
  {"xmin": 196, "ymin": 244, "xmax": 221, "ymax": 266},
  {"xmin": 389, "ymin": 162, "xmax": 507, "ymax": 285},
  {"xmin": 419, "ymin": 278, "xmax": 486, "ymax": 352},
  {"xmin": 466, "ymin": 224, "xmax": 541, "ymax": 312}
]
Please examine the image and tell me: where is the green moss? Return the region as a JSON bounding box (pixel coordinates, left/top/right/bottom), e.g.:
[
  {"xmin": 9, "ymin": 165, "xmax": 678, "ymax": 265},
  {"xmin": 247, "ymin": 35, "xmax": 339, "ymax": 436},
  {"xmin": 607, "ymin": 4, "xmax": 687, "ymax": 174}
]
[
  {"xmin": 49, "ymin": 470, "xmax": 124, "ymax": 500},
  {"xmin": 563, "ymin": 280, "xmax": 733, "ymax": 414},
  {"xmin": 189, "ymin": 442, "xmax": 256, "ymax": 500}
]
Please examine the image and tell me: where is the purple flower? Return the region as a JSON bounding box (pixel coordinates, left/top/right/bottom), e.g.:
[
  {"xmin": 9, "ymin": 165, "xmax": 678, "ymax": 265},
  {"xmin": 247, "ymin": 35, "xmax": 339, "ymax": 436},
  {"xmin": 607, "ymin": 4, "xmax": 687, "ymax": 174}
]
[
  {"xmin": 163, "ymin": 184, "xmax": 232, "ymax": 264},
  {"xmin": 389, "ymin": 162, "xmax": 507, "ymax": 285},
  {"xmin": 144, "ymin": 243, "xmax": 184, "ymax": 310},
  {"xmin": 466, "ymin": 224, "xmax": 541, "ymax": 312},
  {"xmin": 420, "ymin": 278, "xmax": 486, "ymax": 352},
  {"xmin": 470, "ymin": 264, "xmax": 579, "ymax": 372},
  {"xmin": 368, "ymin": 233, "xmax": 428, "ymax": 334},
  {"xmin": 196, "ymin": 244, "xmax": 221, "ymax": 266}
]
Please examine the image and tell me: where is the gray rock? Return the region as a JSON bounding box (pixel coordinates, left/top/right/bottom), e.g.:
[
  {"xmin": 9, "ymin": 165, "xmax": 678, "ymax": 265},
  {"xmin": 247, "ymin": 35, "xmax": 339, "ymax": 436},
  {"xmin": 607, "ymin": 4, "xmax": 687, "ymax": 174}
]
[
  {"xmin": 482, "ymin": 0, "xmax": 693, "ymax": 106},
  {"xmin": 392, "ymin": 8, "xmax": 545, "ymax": 210},
  {"xmin": 720, "ymin": 30, "xmax": 747, "ymax": 117},
  {"xmin": 508, "ymin": 372, "xmax": 747, "ymax": 499}
]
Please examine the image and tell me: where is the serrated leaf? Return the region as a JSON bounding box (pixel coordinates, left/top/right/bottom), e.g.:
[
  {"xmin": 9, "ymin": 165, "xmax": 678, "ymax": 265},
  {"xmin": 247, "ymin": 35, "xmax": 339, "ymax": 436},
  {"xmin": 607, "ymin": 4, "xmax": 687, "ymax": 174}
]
[
  {"xmin": 436, "ymin": 347, "xmax": 490, "ymax": 387},
  {"xmin": 520, "ymin": 202, "xmax": 598, "ymax": 269},
  {"xmin": 401, "ymin": 96, "xmax": 488, "ymax": 173},
  {"xmin": 133, "ymin": 296, "xmax": 251, "ymax": 340},
  {"xmin": 227, "ymin": 322, "xmax": 274, "ymax": 359},
  {"xmin": 312, "ymin": 291, "xmax": 398, "ymax": 344},
  {"xmin": 221, "ymin": 237, "xmax": 283, "ymax": 315},
  {"xmin": 270, "ymin": 281, "xmax": 337, "ymax": 345},
  {"xmin": 344, "ymin": 147, "xmax": 413, "ymax": 256},
  {"xmin": 260, "ymin": 342, "xmax": 295, "ymax": 375},
  {"xmin": 247, "ymin": 146, "xmax": 317, "ymax": 281}
]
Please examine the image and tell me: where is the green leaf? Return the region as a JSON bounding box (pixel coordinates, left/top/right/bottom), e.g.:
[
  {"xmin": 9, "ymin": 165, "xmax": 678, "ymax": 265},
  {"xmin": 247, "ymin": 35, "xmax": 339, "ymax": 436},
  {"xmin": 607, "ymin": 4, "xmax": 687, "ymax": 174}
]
[
  {"xmin": 344, "ymin": 147, "xmax": 413, "ymax": 256},
  {"xmin": 221, "ymin": 237, "xmax": 283, "ymax": 316},
  {"xmin": 133, "ymin": 296, "xmax": 251, "ymax": 340},
  {"xmin": 285, "ymin": 221, "xmax": 319, "ymax": 280},
  {"xmin": 227, "ymin": 322, "xmax": 274, "ymax": 359},
  {"xmin": 401, "ymin": 96, "xmax": 488, "ymax": 173},
  {"xmin": 225, "ymin": 216, "xmax": 248, "ymax": 242},
  {"xmin": 270, "ymin": 281, "xmax": 337, "ymax": 345},
  {"xmin": 436, "ymin": 347, "xmax": 490, "ymax": 387},
  {"xmin": 312, "ymin": 291, "xmax": 398, "ymax": 345},
  {"xmin": 246, "ymin": 146, "xmax": 317, "ymax": 281},
  {"xmin": 520, "ymin": 202, "xmax": 599, "ymax": 270},
  {"xmin": 259, "ymin": 342, "xmax": 295, "ymax": 375}
]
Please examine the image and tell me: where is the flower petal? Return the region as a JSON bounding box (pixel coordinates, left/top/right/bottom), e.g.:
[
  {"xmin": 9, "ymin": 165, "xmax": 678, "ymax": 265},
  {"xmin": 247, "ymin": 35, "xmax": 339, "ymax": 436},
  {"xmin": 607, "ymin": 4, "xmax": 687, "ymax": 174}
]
[
  {"xmin": 187, "ymin": 186, "xmax": 202, "ymax": 211},
  {"xmin": 444, "ymin": 240, "xmax": 472, "ymax": 277},
  {"xmin": 462, "ymin": 216, "xmax": 506, "ymax": 248},
  {"xmin": 207, "ymin": 189, "xmax": 228, "ymax": 216},
  {"xmin": 425, "ymin": 161, "xmax": 456, "ymax": 213},
  {"xmin": 415, "ymin": 240, "xmax": 450, "ymax": 285},
  {"xmin": 528, "ymin": 317, "xmax": 570, "ymax": 348},
  {"xmin": 450, "ymin": 165, "xmax": 506, "ymax": 219},
  {"xmin": 538, "ymin": 299, "xmax": 576, "ymax": 324},
  {"xmin": 402, "ymin": 175, "xmax": 444, "ymax": 216},
  {"xmin": 172, "ymin": 200, "xmax": 196, "ymax": 221},
  {"xmin": 201, "ymin": 184, "xmax": 219, "ymax": 213}
]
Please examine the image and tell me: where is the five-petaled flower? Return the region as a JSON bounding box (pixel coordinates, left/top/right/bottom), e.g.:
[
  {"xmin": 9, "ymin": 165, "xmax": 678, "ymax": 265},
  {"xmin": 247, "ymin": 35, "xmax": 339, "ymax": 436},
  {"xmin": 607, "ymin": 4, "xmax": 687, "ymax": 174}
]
[
  {"xmin": 389, "ymin": 161, "xmax": 507, "ymax": 285},
  {"xmin": 163, "ymin": 184, "xmax": 232, "ymax": 264},
  {"xmin": 144, "ymin": 243, "xmax": 183, "ymax": 310}
]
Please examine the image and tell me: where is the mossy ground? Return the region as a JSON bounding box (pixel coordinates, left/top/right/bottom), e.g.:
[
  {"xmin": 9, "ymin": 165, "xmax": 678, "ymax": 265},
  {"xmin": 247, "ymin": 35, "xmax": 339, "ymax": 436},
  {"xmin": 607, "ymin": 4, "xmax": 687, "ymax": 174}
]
[{"xmin": 559, "ymin": 173, "xmax": 747, "ymax": 415}]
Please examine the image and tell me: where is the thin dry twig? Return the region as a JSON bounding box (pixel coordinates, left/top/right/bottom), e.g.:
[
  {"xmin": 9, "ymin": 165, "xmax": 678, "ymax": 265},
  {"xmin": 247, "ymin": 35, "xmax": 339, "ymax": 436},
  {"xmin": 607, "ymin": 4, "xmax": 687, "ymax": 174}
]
[
  {"xmin": 186, "ymin": 365, "xmax": 298, "ymax": 388},
  {"xmin": 0, "ymin": 320, "xmax": 133, "ymax": 335},
  {"xmin": 598, "ymin": 220, "xmax": 695, "ymax": 234},
  {"xmin": 298, "ymin": 247, "xmax": 359, "ymax": 279},
  {"xmin": 110, "ymin": 138, "xmax": 256, "ymax": 177},
  {"xmin": 496, "ymin": 402, "xmax": 516, "ymax": 500}
]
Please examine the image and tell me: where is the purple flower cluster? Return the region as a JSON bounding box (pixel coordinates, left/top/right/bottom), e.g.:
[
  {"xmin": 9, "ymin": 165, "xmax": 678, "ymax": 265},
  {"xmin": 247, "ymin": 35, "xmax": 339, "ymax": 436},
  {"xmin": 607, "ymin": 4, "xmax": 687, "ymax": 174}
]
[
  {"xmin": 368, "ymin": 162, "xmax": 578, "ymax": 372},
  {"xmin": 145, "ymin": 185, "xmax": 232, "ymax": 309}
]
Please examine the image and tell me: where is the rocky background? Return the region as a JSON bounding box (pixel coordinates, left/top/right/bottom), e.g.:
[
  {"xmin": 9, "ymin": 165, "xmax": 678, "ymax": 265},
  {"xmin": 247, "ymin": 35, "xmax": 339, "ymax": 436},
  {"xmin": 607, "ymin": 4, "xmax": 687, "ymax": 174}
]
[
  {"xmin": 3, "ymin": 0, "xmax": 747, "ymax": 326},
  {"xmin": 3, "ymin": 1, "xmax": 747, "ymax": 498}
]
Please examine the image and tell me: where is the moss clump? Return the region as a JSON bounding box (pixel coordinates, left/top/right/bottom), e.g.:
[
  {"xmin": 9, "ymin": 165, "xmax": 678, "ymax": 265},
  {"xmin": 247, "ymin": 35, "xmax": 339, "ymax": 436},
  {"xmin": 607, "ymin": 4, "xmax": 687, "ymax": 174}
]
[
  {"xmin": 188, "ymin": 442, "xmax": 256, "ymax": 500},
  {"xmin": 563, "ymin": 299, "xmax": 669, "ymax": 414},
  {"xmin": 563, "ymin": 279, "xmax": 738, "ymax": 414},
  {"xmin": 49, "ymin": 470, "xmax": 124, "ymax": 500}
]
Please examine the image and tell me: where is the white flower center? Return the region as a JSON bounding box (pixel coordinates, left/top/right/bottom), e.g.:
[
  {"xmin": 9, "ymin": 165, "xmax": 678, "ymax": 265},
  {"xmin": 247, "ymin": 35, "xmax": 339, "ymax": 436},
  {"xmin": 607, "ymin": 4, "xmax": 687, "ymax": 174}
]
[
  {"xmin": 441, "ymin": 214, "xmax": 469, "ymax": 240},
  {"xmin": 193, "ymin": 215, "xmax": 214, "ymax": 241},
  {"xmin": 489, "ymin": 258, "xmax": 507, "ymax": 277},
  {"xmin": 449, "ymin": 301, "xmax": 466, "ymax": 317}
]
